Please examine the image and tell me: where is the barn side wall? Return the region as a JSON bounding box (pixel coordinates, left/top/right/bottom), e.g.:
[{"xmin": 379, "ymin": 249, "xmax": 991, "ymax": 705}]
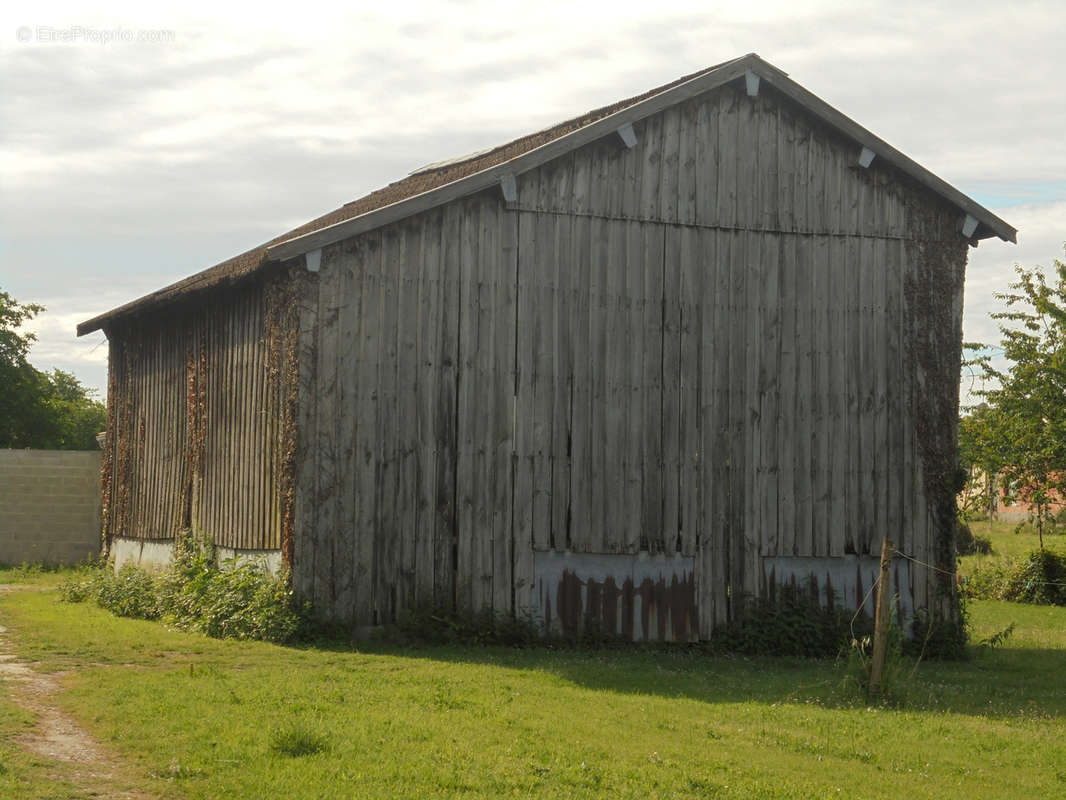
[
  {"xmin": 104, "ymin": 273, "xmax": 300, "ymax": 556},
  {"xmin": 293, "ymin": 79, "xmax": 969, "ymax": 636}
]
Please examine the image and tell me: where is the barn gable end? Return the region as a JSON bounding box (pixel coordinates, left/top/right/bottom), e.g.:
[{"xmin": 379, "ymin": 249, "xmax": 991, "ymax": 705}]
[{"xmin": 83, "ymin": 55, "xmax": 1010, "ymax": 640}]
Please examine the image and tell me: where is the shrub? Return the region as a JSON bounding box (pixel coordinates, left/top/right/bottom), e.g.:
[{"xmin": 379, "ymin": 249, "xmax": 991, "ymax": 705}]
[
  {"xmin": 961, "ymin": 549, "xmax": 1066, "ymax": 606},
  {"xmin": 59, "ymin": 531, "xmax": 306, "ymax": 643},
  {"xmin": 94, "ymin": 564, "xmax": 160, "ymax": 619},
  {"xmin": 707, "ymin": 586, "xmax": 870, "ymax": 659},
  {"xmin": 908, "ymin": 601, "xmax": 969, "ymax": 660}
]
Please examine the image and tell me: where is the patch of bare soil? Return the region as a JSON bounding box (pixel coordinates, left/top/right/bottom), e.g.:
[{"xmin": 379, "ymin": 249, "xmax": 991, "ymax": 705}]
[{"xmin": 0, "ymin": 586, "xmax": 157, "ymax": 799}]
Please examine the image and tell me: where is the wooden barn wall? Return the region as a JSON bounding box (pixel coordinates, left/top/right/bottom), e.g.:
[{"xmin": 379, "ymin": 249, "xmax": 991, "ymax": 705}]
[
  {"xmin": 104, "ymin": 275, "xmax": 298, "ymax": 552},
  {"xmin": 295, "ymin": 80, "xmax": 969, "ymax": 631}
]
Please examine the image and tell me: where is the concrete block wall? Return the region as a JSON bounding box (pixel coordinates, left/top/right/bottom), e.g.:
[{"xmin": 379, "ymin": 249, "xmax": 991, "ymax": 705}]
[{"xmin": 0, "ymin": 449, "xmax": 103, "ymax": 565}]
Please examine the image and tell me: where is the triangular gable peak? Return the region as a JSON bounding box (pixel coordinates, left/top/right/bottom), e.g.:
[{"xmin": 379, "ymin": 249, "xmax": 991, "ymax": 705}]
[{"xmin": 78, "ymin": 53, "xmax": 1015, "ymax": 336}]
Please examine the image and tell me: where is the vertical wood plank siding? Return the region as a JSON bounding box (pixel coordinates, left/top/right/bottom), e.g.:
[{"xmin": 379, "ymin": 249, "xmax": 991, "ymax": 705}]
[
  {"xmin": 106, "ymin": 79, "xmax": 966, "ymax": 633},
  {"xmin": 104, "ymin": 274, "xmax": 298, "ymax": 552}
]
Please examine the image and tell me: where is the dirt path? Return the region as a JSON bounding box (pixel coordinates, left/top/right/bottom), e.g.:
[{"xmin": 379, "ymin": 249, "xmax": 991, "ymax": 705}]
[{"xmin": 0, "ymin": 585, "xmax": 157, "ymax": 799}]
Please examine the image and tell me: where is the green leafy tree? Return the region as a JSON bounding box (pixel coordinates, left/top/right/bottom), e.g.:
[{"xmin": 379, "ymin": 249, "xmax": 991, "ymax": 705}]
[
  {"xmin": 957, "ymin": 402, "xmax": 1006, "ymax": 519},
  {"xmin": 0, "ymin": 289, "xmax": 106, "ymax": 450},
  {"xmin": 969, "ymin": 252, "xmax": 1066, "ymax": 547}
]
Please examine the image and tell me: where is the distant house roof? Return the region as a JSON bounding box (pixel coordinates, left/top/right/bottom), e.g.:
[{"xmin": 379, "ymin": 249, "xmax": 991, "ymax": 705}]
[{"xmin": 78, "ymin": 53, "xmax": 1016, "ymax": 336}]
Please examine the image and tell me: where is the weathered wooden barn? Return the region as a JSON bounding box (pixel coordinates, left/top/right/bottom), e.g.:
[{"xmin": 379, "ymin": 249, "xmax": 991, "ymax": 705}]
[{"xmin": 79, "ymin": 54, "xmax": 1016, "ymax": 640}]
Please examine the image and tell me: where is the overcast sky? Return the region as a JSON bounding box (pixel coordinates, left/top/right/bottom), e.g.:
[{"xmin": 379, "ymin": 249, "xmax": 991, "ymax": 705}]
[{"xmin": 1, "ymin": 0, "xmax": 1063, "ymax": 401}]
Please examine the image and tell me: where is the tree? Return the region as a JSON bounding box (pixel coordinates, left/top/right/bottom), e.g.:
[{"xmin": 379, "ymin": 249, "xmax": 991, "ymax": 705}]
[
  {"xmin": 957, "ymin": 402, "xmax": 1006, "ymax": 519},
  {"xmin": 0, "ymin": 289, "xmax": 106, "ymax": 450},
  {"xmin": 967, "ymin": 251, "xmax": 1066, "ymax": 547}
]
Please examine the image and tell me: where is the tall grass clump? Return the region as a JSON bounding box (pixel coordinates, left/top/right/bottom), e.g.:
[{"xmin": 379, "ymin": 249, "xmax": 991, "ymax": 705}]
[{"xmin": 60, "ymin": 531, "xmax": 305, "ymax": 642}]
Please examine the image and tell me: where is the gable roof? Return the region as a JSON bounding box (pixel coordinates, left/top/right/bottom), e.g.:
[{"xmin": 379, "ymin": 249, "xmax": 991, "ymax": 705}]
[{"xmin": 78, "ymin": 53, "xmax": 1016, "ymax": 336}]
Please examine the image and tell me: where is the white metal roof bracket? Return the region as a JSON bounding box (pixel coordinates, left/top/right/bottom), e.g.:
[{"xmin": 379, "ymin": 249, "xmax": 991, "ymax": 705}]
[
  {"xmin": 859, "ymin": 147, "xmax": 876, "ymax": 168},
  {"xmin": 962, "ymin": 214, "xmax": 979, "ymax": 238},
  {"xmin": 500, "ymin": 174, "xmax": 518, "ymax": 204},
  {"xmin": 305, "ymin": 248, "xmax": 321, "ymax": 273},
  {"xmin": 745, "ymin": 69, "xmax": 760, "ymax": 97},
  {"xmin": 616, "ymin": 122, "xmax": 638, "ymax": 149}
]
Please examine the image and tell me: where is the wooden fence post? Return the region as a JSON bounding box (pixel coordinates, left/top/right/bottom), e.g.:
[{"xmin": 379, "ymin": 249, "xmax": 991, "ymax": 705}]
[{"xmin": 869, "ymin": 536, "xmax": 895, "ymax": 697}]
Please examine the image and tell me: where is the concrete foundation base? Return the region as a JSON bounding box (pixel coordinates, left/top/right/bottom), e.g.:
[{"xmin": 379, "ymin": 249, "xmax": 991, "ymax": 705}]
[{"xmin": 110, "ymin": 537, "xmax": 283, "ymax": 574}]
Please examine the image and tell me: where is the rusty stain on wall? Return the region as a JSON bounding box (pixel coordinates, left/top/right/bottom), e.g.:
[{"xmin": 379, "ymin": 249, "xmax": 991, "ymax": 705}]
[{"xmin": 534, "ymin": 551, "xmax": 697, "ymax": 642}]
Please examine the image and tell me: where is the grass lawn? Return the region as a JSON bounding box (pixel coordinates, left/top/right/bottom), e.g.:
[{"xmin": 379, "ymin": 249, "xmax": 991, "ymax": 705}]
[
  {"xmin": 2, "ymin": 569, "xmax": 1066, "ymax": 799},
  {"xmin": 958, "ymin": 518, "xmax": 1066, "ymax": 577}
]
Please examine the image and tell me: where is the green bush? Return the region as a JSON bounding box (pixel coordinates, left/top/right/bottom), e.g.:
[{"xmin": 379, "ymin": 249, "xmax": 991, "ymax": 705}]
[
  {"xmin": 961, "ymin": 549, "xmax": 1066, "ymax": 606},
  {"xmin": 707, "ymin": 586, "xmax": 870, "ymax": 659},
  {"xmin": 59, "ymin": 532, "xmax": 305, "ymax": 643}
]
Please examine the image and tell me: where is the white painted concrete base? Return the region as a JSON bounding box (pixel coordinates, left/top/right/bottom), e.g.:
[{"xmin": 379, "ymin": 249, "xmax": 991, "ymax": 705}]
[{"xmin": 110, "ymin": 537, "xmax": 283, "ymax": 574}]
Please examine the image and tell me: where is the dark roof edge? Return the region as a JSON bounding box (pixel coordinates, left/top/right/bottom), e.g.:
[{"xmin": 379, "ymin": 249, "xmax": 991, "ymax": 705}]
[{"xmin": 75, "ymin": 253, "xmax": 267, "ymax": 336}]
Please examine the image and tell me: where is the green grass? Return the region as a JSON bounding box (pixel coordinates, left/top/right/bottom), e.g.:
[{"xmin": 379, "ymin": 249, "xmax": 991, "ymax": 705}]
[
  {"xmin": 0, "ymin": 563, "xmax": 89, "ymax": 588},
  {"xmin": 958, "ymin": 518, "xmax": 1066, "ymax": 576},
  {"xmin": 2, "ymin": 579, "xmax": 1066, "ymax": 798}
]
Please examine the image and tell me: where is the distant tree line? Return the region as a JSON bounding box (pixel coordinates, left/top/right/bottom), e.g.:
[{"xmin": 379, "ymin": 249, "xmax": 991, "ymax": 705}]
[
  {"xmin": 959, "ymin": 249, "xmax": 1066, "ymax": 547},
  {"xmin": 1, "ymin": 289, "xmax": 106, "ymax": 450}
]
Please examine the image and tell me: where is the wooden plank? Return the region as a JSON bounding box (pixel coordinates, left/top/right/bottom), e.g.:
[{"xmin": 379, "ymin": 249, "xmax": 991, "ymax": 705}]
[
  {"xmin": 716, "ymin": 88, "xmax": 739, "ymax": 230},
  {"xmin": 662, "ymin": 226, "xmax": 682, "ymax": 555},
  {"xmin": 677, "ymin": 99, "xmax": 698, "ymax": 227},
  {"xmin": 793, "ymin": 234, "xmax": 813, "ymax": 557},
  {"xmin": 492, "ymin": 207, "xmax": 517, "ymax": 615},
  {"xmin": 376, "ymin": 227, "xmax": 401, "ymax": 622},
  {"xmin": 757, "ymin": 234, "xmax": 781, "ymax": 557},
  {"xmin": 397, "ymin": 222, "xmax": 421, "ymax": 614},
  {"xmin": 659, "ymin": 104, "xmax": 681, "ymax": 224},
  {"xmin": 414, "ymin": 212, "xmax": 442, "ymax": 610},
  {"xmin": 328, "ymin": 253, "xmax": 353, "ymax": 618},
  {"xmin": 873, "ymin": 237, "xmax": 889, "ymax": 558},
  {"xmin": 756, "ymin": 93, "xmax": 779, "ymax": 232},
  {"xmin": 587, "ymin": 215, "xmax": 609, "ymax": 554},
  {"xmin": 741, "ymin": 229, "xmax": 760, "ymax": 597},
  {"xmin": 640, "ymin": 112, "xmax": 663, "ymax": 221},
  {"xmin": 860, "ymin": 236, "xmax": 878, "ymax": 556},
  {"xmin": 435, "ymin": 211, "xmax": 460, "ymax": 610},
  {"xmin": 603, "ymin": 218, "xmax": 627, "ymax": 554},
  {"xmin": 845, "ymin": 235, "xmax": 862, "ymax": 556},
  {"xmin": 512, "ymin": 205, "xmax": 536, "ymax": 613},
  {"xmin": 455, "ymin": 201, "xmax": 479, "ymax": 611},
  {"xmin": 828, "ymin": 236, "xmax": 848, "ymax": 558},
  {"xmin": 641, "ymin": 223, "xmax": 664, "ymax": 551},
  {"xmin": 351, "ymin": 233, "xmax": 381, "ymax": 624},
  {"xmin": 678, "ymin": 224, "xmax": 701, "ymax": 558},
  {"xmin": 620, "ymin": 141, "xmax": 643, "ymax": 555},
  {"xmin": 694, "ymin": 91, "xmax": 719, "ymax": 228},
  {"xmin": 550, "ymin": 163, "xmax": 574, "ymax": 552},
  {"xmin": 622, "ymin": 219, "xmax": 644, "ymax": 554},
  {"xmin": 777, "ymin": 225, "xmax": 797, "ymax": 556},
  {"xmin": 292, "ymin": 269, "xmax": 320, "ymax": 606},
  {"xmin": 710, "ymin": 230, "xmax": 732, "ymax": 623},
  {"xmin": 569, "ymin": 174, "xmax": 592, "ymax": 552},
  {"xmin": 697, "ymin": 227, "xmax": 718, "ymax": 635},
  {"xmin": 472, "ymin": 197, "xmax": 495, "ymax": 613},
  {"xmin": 530, "ymin": 207, "xmax": 555, "ymax": 553},
  {"xmin": 314, "ymin": 249, "xmax": 342, "ymax": 616},
  {"xmin": 810, "ymin": 235, "xmax": 830, "ymax": 556},
  {"xmin": 885, "ymin": 234, "xmax": 903, "ymax": 557}
]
